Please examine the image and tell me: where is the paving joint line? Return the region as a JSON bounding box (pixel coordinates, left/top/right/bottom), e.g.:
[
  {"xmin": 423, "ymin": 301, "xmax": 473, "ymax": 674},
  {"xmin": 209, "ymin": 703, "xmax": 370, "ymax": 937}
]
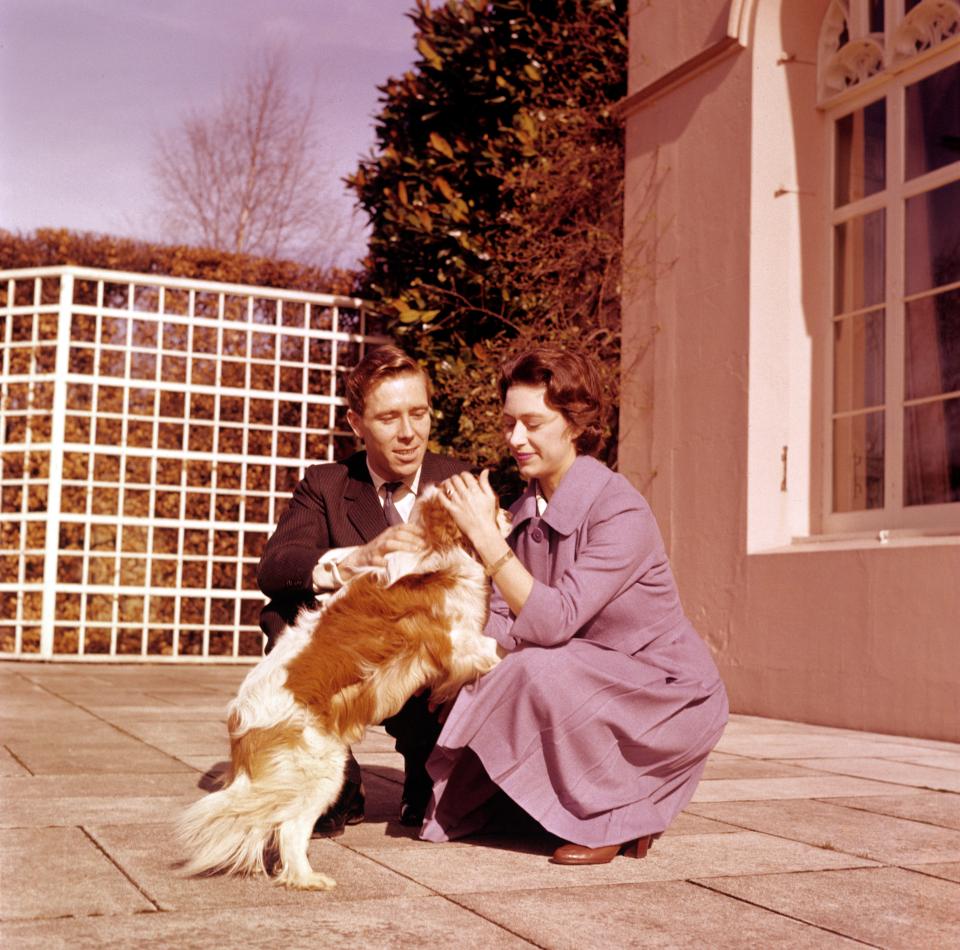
[
  {"xmin": 811, "ymin": 795, "xmax": 960, "ymax": 832},
  {"xmin": 80, "ymin": 825, "xmax": 162, "ymax": 912},
  {"xmin": 2, "ymin": 743, "xmax": 35, "ymax": 776},
  {"xmin": 336, "ymin": 842, "xmax": 544, "ymax": 946},
  {"xmin": 687, "ymin": 877, "xmax": 882, "ymax": 947}
]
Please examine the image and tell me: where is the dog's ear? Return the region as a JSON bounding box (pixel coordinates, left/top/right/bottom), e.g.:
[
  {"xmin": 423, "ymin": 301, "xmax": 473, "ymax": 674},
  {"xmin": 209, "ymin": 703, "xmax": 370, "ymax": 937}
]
[{"xmin": 416, "ymin": 492, "xmax": 462, "ymax": 553}]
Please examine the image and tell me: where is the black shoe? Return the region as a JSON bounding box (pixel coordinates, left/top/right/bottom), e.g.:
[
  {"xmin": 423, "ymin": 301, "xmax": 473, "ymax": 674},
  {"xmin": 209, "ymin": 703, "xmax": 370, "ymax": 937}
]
[
  {"xmin": 398, "ymin": 772, "xmax": 432, "ymax": 827},
  {"xmin": 398, "ymin": 800, "xmax": 426, "ymax": 827},
  {"xmin": 312, "ymin": 780, "xmax": 365, "ymax": 838}
]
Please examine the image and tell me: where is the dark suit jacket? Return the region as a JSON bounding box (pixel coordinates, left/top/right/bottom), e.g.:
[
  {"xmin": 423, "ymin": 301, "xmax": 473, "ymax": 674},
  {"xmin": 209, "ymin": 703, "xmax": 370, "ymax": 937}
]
[{"xmin": 257, "ymin": 450, "xmax": 470, "ymax": 641}]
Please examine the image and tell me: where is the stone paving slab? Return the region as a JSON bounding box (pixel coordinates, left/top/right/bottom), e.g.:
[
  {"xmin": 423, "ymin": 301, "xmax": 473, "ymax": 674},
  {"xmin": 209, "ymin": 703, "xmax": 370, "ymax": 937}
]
[
  {"xmin": 895, "ymin": 751, "xmax": 960, "ymax": 770},
  {"xmin": 0, "ymin": 771, "xmax": 201, "ymax": 799},
  {"xmin": 360, "ymin": 831, "xmax": 877, "ymax": 895},
  {"xmin": 794, "ymin": 756, "xmax": 960, "ymax": 792},
  {"xmin": 715, "ymin": 732, "xmax": 943, "ymax": 760},
  {"xmin": 454, "ymin": 881, "xmax": 864, "ymax": 949},
  {"xmin": 697, "ymin": 866, "xmax": 960, "ymax": 948},
  {"xmin": 700, "ymin": 751, "xmax": 825, "ymax": 780},
  {"xmin": 0, "ymin": 747, "xmax": 30, "ymax": 777},
  {"xmin": 0, "ymin": 794, "xmax": 199, "ymax": 829},
  {"xmin": 908, "ymin": 861, "xmax": 960, "ymax": 883},
  {"xmin": 2, "ymin": 661, "xmax": 959, "ymax": 948},
  {"xmin": 0, "ymin": 895, "xmax": 536, "ymax": 950},
  {"xmin": 86, "ymin": 705, "xmax": 229, "ymax": 722},
  {"xmin": 691, "ymin": 773, "xmax": 922, "ymax": 802},
  {"xmin": 88, "ymin": 821, "xmax": 432, "ymax": 912},
  {"xmin": 818, "ymin": 791, "xmax": 960, "ymax": 831},
  {"xmin": 687, "ymin": 798, "xmax": 960, "ymax": 865},
  {"xmin": 0, "ymin": 827, "xmax": 155, "ymax": 920},
  {"xmin": 118, "ymin": 720, "xmax": 229, "ymax": 756},
  {"xmin": 5, "ymin": 738, "xmax": 192, "ymax": 775}
]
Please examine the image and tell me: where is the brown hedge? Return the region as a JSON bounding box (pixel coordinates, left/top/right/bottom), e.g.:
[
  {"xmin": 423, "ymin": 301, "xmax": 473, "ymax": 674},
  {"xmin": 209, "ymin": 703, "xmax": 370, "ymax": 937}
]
[{"xmin": 0, "ymin": 228, "xmax": 361, "ymax": 298}]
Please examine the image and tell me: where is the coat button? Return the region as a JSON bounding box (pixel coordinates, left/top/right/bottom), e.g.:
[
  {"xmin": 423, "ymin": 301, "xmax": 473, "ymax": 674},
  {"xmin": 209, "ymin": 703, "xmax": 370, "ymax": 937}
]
[{"xmin": 530, "ymin": 528, "xmax": 544, "ymax": 543}]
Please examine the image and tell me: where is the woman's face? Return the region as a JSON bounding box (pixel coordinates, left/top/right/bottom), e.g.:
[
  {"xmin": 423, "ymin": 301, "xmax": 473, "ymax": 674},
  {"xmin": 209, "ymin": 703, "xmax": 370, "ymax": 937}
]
[{"xmin": 502, "ymin": 384, "xmax": 579, "ymax": 493}]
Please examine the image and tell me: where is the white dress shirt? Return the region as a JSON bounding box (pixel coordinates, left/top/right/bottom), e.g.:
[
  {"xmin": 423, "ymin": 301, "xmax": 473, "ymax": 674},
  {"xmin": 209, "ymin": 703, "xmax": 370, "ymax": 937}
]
[{"xmin": 311, "ymin": 464, "xmax": 423, "ymax": 591}]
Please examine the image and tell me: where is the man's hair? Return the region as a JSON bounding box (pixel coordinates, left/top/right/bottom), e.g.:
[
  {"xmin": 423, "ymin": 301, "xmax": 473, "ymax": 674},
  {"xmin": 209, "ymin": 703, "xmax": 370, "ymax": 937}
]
[
  {"xmin": 345, "ymin": 344, "xmax": 432, "ymax": 415},
  {"xmin": 498, "ymin": 346, "xmax": 605, "ymax": 455}
]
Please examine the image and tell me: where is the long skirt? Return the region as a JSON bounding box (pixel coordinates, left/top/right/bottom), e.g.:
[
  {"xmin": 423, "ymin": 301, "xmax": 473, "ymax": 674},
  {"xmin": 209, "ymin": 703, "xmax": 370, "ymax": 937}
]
[{"xmin": 420, "ymin": 634, "xmax": 728, "ymax": 847}]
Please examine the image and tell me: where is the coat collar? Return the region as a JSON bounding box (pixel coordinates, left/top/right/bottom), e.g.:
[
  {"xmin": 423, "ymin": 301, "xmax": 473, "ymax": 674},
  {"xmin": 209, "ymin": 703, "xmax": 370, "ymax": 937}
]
[{"xmin": 509, "ymin": 455, "xmax": 611, "ymax": 537}]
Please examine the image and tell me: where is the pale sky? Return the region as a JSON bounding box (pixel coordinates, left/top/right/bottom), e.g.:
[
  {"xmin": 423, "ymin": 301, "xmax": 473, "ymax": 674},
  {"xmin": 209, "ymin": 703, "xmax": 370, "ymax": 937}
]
[{"xmin": 0, "ymin": 0, "xmax": 420, "ymax": 268}]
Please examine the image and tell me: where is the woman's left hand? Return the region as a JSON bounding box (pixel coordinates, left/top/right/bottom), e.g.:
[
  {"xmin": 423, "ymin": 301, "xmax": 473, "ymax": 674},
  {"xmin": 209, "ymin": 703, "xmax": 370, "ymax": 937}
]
[{"xmin": 438, "ymin": 470, "xmax": 501, "ymax": 546}]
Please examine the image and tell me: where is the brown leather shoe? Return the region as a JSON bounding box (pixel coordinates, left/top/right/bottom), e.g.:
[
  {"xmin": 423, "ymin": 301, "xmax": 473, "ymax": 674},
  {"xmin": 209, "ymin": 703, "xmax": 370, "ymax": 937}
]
[{"xmin": 550, "ymin": 835, "xmax": 652, "ymax": 865}]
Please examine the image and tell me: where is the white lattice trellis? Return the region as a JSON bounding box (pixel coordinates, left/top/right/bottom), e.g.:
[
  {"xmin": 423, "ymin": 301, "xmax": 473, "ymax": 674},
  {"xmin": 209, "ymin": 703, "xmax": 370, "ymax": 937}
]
[{"xmin": 0, "ymin": 266, "xmax": 386, "ymax": 662}]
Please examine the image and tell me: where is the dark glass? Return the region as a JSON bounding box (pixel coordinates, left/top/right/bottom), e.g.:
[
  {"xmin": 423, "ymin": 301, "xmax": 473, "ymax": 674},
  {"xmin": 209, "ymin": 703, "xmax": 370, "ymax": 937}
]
[
  {"xmin": 905, "ymin": 178, "xmax": 960, "ymax": 294},
  {"xmin": 905, "ymin": 287, "xmax": 960, "ymax": 400},
  {"xmin": 834, "ymin": 309, "xmax": 885, "ymax": 412},
  {"xmin": 906, "ymin": 61, "xmax": 960, "ymax": 180},
  {"xmin": 869, "ymin": 0, "xmax": 884, "ymax": 33},
  {"xmin": 835, "ymin": 99, "xmax": 886, "ymax": 206},
  {"xmin": 904, "ymin": 396, "xmax": 960, "ymax": 505},
  {"xmin": 834, "ymin": 210, "xmax": 886, "ymax": 314},
  {"xmin": 833, "ymin": 411, "xmax": 885, "ymax": 512}
]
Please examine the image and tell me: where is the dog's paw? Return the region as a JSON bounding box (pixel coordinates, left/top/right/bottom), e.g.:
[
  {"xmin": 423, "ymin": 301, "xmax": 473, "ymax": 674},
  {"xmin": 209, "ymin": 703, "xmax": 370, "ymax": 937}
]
[{"xmin": 275, "ymin": 869, "xmax": 337, "ymax": 891}]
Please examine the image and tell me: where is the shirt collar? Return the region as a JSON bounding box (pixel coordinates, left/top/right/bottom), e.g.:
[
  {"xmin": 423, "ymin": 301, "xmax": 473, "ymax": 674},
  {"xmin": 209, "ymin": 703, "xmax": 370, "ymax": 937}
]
[{"xmin": 366, "ymin": 462, "xmax": 421, "ymax": 498}]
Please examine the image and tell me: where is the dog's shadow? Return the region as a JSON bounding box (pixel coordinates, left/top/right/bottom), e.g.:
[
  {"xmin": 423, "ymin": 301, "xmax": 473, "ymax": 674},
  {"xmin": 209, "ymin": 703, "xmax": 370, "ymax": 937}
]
[{"xmin": 192, "ymin": 762, "xmax": 559, "ymax": 857}]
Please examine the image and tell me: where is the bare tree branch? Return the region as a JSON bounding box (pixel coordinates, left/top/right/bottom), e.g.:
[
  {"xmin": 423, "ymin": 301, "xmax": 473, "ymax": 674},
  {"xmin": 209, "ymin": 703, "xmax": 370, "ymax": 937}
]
[{"xmin": 152, "ymin": 48, "xmax": 359, "ymax": 268}]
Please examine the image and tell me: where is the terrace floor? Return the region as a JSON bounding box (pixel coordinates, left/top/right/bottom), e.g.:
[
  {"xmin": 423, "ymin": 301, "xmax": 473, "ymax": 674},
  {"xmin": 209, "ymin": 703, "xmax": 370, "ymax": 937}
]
[{"xmin": 1, "ymin": 660, "xmax": 959, "ymax": 948}]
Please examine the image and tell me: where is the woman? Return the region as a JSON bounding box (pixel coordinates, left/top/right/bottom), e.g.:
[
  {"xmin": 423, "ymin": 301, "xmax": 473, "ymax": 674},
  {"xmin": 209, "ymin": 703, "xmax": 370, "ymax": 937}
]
[{"xmin": 423, "ymin": 346, "xmax": 728, "ymax": 865}]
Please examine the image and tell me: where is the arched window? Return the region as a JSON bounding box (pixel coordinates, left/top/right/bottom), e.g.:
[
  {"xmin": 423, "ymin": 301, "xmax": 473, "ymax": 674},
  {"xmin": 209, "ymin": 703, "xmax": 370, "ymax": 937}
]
[{"xmin": 820, "ymin": 0, "xmax": 960, "ymax": 532}]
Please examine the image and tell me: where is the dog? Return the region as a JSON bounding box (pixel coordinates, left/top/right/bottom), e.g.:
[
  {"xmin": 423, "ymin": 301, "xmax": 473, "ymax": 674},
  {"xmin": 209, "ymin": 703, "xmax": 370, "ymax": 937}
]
[{"xmin": 177, "ymin": 485, "xmax": 503, "ymax": 890}]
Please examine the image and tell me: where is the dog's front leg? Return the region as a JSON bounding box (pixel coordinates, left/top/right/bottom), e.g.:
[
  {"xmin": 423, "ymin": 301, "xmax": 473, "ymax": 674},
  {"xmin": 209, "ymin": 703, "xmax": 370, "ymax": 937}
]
[{"xmin": 274, "ymin": 812, "xmax": 337, "ymax": 891}]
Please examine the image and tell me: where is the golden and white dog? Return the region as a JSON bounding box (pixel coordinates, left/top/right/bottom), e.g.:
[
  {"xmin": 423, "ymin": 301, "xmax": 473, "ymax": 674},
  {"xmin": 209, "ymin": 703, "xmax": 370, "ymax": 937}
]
[{"xmin": 177, "ymin": 486, "xmax": 502, "ymax": 891}]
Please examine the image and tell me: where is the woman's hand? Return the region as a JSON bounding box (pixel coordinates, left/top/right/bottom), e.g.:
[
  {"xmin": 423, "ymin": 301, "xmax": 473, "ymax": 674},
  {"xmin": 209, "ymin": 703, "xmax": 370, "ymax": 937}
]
[
  {"xmin": 442, "ymin": 471, "xmax": 534, "ymax": 616},
  {"xmin": 438, "ymin": 470, "xmax": 502, "ymax": 548}
]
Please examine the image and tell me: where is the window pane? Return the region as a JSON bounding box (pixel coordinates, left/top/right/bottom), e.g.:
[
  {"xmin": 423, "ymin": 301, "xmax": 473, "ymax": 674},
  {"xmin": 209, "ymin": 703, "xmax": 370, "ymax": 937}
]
[
  {"xmin": 905, "ymin": 287, "xmax": 960, "ymax": 400},
  {"xmin": 833, "ymin": 411, "xmax": 885, "ymax": 512},
  {"xmin": 904, "ymin": 396, "xmax": 960, "ymax": 506},
  {"xmin": 906, "ymin": 178, "xmax": 960, "ymax": 295},
  {"xmin": 835, "ymin": 99, "xmax": 885, "ymax": 206},
  {"xmin": 834, "ymin": 210, "xmax": 885, "ymax": 314},
  {"xmin": 906, "ymin": 61, "xmax": 960, "ymax": 180},
  {"xmin": 834, "ymin": 309, "xmax": 885, "ymax": 412},
  {"xmin": 868, "ymin": 0, "xmax": 884, "ymax": 33}
]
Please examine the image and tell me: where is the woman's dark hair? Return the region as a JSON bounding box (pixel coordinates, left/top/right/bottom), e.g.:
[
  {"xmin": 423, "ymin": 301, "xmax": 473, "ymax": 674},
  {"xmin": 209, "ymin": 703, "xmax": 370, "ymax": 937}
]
[
  {"xmin": 498, "ymin": 346, "xmax": 605, "ymax": 455},
  {"xmin": 345, "ymin": 344, "xmax": 431, "ymax": 415}
]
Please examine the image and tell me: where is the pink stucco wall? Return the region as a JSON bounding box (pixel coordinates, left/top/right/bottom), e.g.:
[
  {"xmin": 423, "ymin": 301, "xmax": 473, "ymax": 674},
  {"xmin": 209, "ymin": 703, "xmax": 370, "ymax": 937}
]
[{"xmin": 620, "ymin": 0, "xmax": 960, "ymax": 740}]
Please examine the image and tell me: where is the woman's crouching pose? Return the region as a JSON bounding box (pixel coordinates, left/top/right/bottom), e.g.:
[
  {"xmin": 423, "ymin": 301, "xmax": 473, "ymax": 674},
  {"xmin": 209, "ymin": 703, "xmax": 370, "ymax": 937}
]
[{"xmin": 425, "ymin": 346, "xmax": 729, "ymax": 865}]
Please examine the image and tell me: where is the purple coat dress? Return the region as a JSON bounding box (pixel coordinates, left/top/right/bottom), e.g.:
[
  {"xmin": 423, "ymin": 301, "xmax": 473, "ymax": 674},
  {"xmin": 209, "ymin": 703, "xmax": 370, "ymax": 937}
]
[{"xmin": 420, "ymin": 455, "xmax": 728, "ymax": 847}]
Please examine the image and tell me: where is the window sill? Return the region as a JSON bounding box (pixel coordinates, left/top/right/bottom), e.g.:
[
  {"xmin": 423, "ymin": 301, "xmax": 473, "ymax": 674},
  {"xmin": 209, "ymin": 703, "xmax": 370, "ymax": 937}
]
[{"xmin": 754, "ymin": 529, "xmax": 960, "ymax": 555}]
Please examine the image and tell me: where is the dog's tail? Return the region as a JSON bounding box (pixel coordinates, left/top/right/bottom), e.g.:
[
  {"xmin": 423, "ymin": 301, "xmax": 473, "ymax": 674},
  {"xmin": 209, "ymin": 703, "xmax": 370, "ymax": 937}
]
[
  {"xmin": 177, "ymin": 722, "xmax": 347, "ymax": 879},
  {"xmin": 177, "ymin": 774, "xmax": 281, "ymax": 877}
]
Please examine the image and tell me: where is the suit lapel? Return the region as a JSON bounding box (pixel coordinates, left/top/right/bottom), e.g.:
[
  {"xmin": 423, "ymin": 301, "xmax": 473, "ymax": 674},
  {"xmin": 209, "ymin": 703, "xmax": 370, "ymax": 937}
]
[
  {"xmin": 419, "ymin": 452, "xmax": 443, "ymax": 490},
  {"xmin": 343, "ymin": 453, "xmax": 388, "ymax": 541}
]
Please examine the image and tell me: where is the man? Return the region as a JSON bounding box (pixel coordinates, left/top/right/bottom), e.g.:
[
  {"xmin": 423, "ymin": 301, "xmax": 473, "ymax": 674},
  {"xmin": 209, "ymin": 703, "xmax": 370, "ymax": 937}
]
[{"xmin": 257, "ymin": 345, "xmax": 469, "ymax": 834}]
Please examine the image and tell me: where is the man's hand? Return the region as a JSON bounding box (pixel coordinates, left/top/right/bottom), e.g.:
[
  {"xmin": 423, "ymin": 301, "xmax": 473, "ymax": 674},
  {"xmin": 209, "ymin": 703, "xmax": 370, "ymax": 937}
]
[{"xmin": 338, "ymin": 524, "xmax": 426, "ymax": 579}]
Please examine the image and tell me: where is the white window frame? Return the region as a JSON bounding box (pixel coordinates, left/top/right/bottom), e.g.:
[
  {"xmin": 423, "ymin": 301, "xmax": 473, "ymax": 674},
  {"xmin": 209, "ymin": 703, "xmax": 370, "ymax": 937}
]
[{"xmin": 820, "ymin": 1, "xmax": 960, "ymax": 535}]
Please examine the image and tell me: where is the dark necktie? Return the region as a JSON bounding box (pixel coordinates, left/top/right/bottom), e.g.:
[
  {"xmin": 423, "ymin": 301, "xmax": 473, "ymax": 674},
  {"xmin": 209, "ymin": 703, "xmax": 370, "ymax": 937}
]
[{"xmin": 382, "ymin": 481, "xmax": 404, "ymax": 526}]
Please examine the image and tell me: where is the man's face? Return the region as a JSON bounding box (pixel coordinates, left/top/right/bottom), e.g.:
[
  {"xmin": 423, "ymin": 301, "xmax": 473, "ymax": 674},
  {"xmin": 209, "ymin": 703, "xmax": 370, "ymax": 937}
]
[{"xmin": 347, "ymin": 372, "xmax": 431, "ymax": 481}]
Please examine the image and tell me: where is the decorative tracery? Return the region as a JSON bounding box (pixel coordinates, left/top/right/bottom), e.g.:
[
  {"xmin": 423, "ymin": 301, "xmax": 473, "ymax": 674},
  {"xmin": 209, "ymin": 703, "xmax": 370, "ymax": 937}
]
[
  {"xmin": 818, "ymin": 0, "xmax": 960, "ymax": 101},
  {"xmin": 893, "ymin": 0, "xmax": 960, "ymax": 60}
]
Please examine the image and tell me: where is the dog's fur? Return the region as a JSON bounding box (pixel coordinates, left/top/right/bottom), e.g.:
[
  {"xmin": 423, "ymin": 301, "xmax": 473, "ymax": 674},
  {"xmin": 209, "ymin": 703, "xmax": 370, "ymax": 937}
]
[{"xmin": 177, "ymin": 486, "xmax": 502, "ymax": 890}]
